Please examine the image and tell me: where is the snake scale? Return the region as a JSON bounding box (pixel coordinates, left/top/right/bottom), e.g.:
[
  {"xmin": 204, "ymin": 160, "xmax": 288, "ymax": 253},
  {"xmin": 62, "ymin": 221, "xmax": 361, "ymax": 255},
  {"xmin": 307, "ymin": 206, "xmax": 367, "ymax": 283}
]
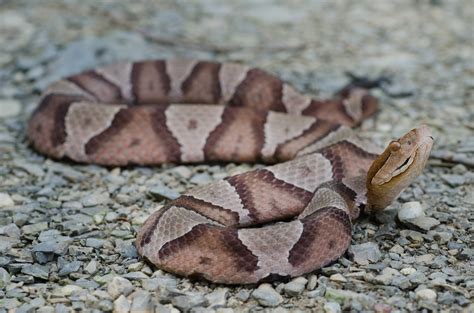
[{"xmin": 28, "ymin": 59, "xmax": 433, "ymax": 284}]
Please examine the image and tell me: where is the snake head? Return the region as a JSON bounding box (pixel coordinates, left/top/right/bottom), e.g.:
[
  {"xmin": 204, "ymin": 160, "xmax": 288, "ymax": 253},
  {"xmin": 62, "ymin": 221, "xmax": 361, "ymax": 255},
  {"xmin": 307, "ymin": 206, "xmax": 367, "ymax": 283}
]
[{"xmin": 366, "ymin": 125, "xmax": 434, "ymax": 213}]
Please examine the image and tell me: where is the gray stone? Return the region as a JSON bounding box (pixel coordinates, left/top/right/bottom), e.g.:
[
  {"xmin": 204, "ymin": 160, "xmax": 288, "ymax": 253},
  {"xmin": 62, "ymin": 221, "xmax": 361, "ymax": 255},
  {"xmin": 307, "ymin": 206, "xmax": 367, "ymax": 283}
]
[
  {"xmin": 307, "ymin": 284, "xmax": 326, "ymax": 298},
  {"xmin": 55, "ymin": 303, "xmax": 69, "ymax": 313},
  {"xmin": 407, "ymin": 272, "xmax": 426, "ymax": 285},
  {"xmin": 0, "ymin": 236, "xmax": 19, "ymax": 253},
  {"xmin": 398, "ymin": 201, "xmax": 424, "ymax": 220},
  {"xmin": 437, "ymin": 291, "xmax": 455, "ymax": 305},
  {"xmin": 85, "ymin": 238, "xmax": 105, "ymax": 248},
  {"xmin": 58, "ymin": 284, "xmax": 83, "ymax": 296},
  {"xmin": 74, "ymin": 278, "xmax": 100, "ymax": 289},
  {"xmin": 22, "ymin": 222, "xmax": 48, "ymax": 235},
  {"xmin": 415, "ymin": 288, "xmax": 437, "ymax": 301},
  {"xmin": 447, "ymin": 241, "xmax": 464, "ymax": 250},
  {"xmin": 391, "ymin": 275, "xmax": 411, "ymax": 289},
  {"xmin": 122, "ymin": 271, "xmax": 148, "ymax": 280},
  {"xmin": 172, "ymin": 293, "xmax": 209, "ymax": 311},
  {"xmin": 190, "ymin": 173, "xmax": 213, "ymax": 184},
  {"xmin": 0, "ymin": 267, "xmax": 11, "ymax": 288},
  {"xmin": 143, "ymin": 275, "xmax": 177, "ymax": 291},
  {"xmin": 324, "ymin": 302, "xmax": 341, "ymax": 313},
  {"xmin": 400, "ymin": 230, "xmax": 424, "ymax": 242},
  {"xmin": 0, "ymin": 256, "xmax": 9, "ymax": 266},
  {"xmin": 400, "ymin": 267, "xmax": 416, "ymax": 275},
  {"xmin": 12, "ymin": 213, "xmax": 28, "ymax": 226},
  {"xmin": 38, "ymin": 229, "xmax": 70, "ymax": 242},
  {"xmin": 12, "ymin": 159, "xmax": 45, "ymax": 177},
  {"xmin": 329, "ymin": 273, "xmax": 347, "ymax": 283},
  {"xmin": 350, "ymin": 242, "xmax": 382, "ymax": 265},
  {"xmin": 107, "ymin": 276, "xmax": 134, "ymax": 299},
  {"xmin": 98, "ymin": 300, "xmax": 114, "ymax": 311},
  {"xmin": 155, "ymin": 304, "xmax": 174, "ymax": 313},
  {"xmin": 113, "ymin": 295, "xmax": 130, "ymax": 313},
  {"xmin": 235, "ymin": 289, "xmax": 250, "ymax": 302},
  {"xmin": 307, "ymin": 274, "xmax": 318, "ymax": 290},
  {"xmin": 81, "ymin": 192, "xmax": 110, "ymax": 207},
  {"xmin": 30, "ymin": 297, "xmax": 46, "ymax": 308},
  {"xmin": 431, "ymin": 255, "xmax": 447, "ymax": 269},
  {"xmin": 130, "ymin": 290, "xmax": 152, "ymax": 313},
  {"xmin": 205, "ymin": 288, "xmax": 228, "ymax": 308},
  {"xmin": 252, "ymin": 284, "xmax": 283, "ymax": 307},
  {"xmin": 84, "ymin": 260, "xmax": 98, "ymax": 275},
  {"xmin": 0, "ymin": 99, "xmax": 21, "ymax": 117},
  {"xmin": 21, "ymin": 264, "xmax": 49, "ymax": 280},
  {"xmin": 58, "ymin": 260, "xmax": 81, "ymax": 276},
  {"xmin": 459, "ymin": 248, "xmax": 473, "ymax": 260},
  {"xmin": 0, "ymin": 11, "xmax": 34, "ymax": 51},
  {"xmin": 149, "ymin": 184, "xmax": 180, "ymax": 200},
  {"xmin": 118, "ymin": 244, "xmax": 138, "ymax": 259},
  {"xmin": 284, "ymin": 277, "xmax": 307, "ymax": 296},
  {"xmin": 171, "ymin": 166, "xmax": 193, "ymax": 179},
  {"xmin": 405, "ymin": 216, "xmax": 440, "ymax": 231},
  {"xmin": 0, "ymin": 223, "xmax": 21, "ymax": 238},
  {"xmin": 374, "ymin": 268, "xmax": 399, "ymax": 285},
  {"xmin": 325, "ymin": 288, "xmax": 376, "ymax": 307},
  {"xmin": 33, "ymin": 241, "xmax": 70, "ymax": 256},
  {"xmin": 440, "ymin": 174, "xmax": 465, "ymax": 187},
  {"xmin": 0, "ymin": 192, "xmax": 14, "ymax": 207}
]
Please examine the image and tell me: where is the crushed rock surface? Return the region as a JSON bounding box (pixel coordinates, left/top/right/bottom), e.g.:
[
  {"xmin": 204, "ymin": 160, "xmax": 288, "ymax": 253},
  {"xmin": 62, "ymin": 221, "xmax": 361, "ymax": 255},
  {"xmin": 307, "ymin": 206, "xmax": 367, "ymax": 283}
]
[{"xmin": 0, "ymin": 1, "xmax": 472, "ymax": 312}]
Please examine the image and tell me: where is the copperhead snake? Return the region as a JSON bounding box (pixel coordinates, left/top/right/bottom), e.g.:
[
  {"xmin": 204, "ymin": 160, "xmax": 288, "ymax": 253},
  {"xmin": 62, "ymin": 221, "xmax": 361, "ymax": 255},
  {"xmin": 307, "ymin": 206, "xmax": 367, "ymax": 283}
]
[{"xmin": 27, "ymin": 59, "xmax": 433, "ymax": 284}]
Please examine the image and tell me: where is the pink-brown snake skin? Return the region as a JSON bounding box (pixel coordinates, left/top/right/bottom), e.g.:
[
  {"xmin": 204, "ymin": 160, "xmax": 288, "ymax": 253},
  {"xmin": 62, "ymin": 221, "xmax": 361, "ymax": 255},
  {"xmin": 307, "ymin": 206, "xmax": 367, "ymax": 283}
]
[{"xmin": 28, "ymin": 59, "xmax": 390, "ymax": 284}]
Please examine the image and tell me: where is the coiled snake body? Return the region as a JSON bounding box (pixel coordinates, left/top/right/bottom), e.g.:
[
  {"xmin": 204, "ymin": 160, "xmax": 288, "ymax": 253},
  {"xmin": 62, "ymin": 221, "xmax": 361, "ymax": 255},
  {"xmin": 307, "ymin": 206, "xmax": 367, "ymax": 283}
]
[{"xmin": 28, "ymin": 59, "xmax": 433, "ymax": 284}]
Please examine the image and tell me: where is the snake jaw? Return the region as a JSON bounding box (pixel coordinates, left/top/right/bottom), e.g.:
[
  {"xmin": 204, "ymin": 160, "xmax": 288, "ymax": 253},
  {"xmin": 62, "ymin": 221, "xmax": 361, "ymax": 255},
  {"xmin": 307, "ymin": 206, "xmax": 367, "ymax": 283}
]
[{"xmin": 365, "ymin": 125, "xmax": 434, "ymax": 213}]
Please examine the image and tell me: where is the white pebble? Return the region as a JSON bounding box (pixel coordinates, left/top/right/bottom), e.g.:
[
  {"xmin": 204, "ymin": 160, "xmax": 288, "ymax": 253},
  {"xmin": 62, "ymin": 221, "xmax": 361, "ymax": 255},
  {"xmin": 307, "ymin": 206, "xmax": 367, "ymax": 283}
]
[
  {"xmin": 0, "ymin": 98, "xmax": 21, "ymax": 117},
  {"xmin": 252, "ymin": 283, "xmax": 283, "ymax": 307},
  {"xmin": 0, "ymin": 193, "xmax": 14, "ymax": 207},
  {"xmin": 324, "ymin": 301, "xmax": 341, "ymax": 313},
  {"xmin": 329, "ymin": 273, "xmax": 347, "ymax": 283},
  {"xmin": 416, "ymin": 288, "xmax": 437, "ymax": 301},
  {"xmin": 107, "ymin": 276, "xmax": 134, "ymax": 299},
  {"xmin": 398, "ymin": 201, "xmax": 424, "ymax": 220},
  {"xmin": 113, "ymin": 295, "xmax": 130, "ymax": 313},
  {"xmin": 400, "ymin": 267, "xmax": 416, "ymax": 275}
]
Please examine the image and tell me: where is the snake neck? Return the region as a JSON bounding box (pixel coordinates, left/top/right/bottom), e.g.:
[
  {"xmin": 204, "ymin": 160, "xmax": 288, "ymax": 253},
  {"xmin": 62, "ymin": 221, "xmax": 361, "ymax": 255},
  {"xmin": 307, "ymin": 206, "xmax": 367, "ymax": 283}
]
[{"xmin": 365, "ymin": 146, "xmax": 404, "ymax": 214}]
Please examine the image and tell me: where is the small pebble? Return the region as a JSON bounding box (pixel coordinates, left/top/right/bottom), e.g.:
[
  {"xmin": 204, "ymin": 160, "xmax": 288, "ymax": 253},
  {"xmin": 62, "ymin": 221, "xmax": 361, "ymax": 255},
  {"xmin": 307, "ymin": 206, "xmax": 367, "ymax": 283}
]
[
  {"xmin": 130, "ymin": 290, "xmax": 153, "ymax": 313},
  {"xmin": 0, "ymin": 98, "xmax": 21, "ymax": 117},
  {"xmin": 283, "ymin": 277, "xmax": 307, "ymax": 296},
  {"xmin": 113, "ymin": 295, "xmax": 130, "ymax": 313},
  {"xmin": 329, "ymin": 273, "xmax": 347, "ymax": 283},
  {"xmin": 107, "ymin": 276, "xmax": 134, "ymax": 299},
  {"xmin": 307, "ymin": 274, "xmax": 318, "ymax": 290},
  {"xmin": 398, "ymin": 201, "xmax": 424, "ymax": 220},
  {"xmin": 0, "ymin": 192, "xmax": 14, "ymax": 207},
  {"xmin": 350, "ymin": 242, "xmax": 381, "ymax": 265},
  {"xmin": 172, "ymin": 293, "xmax": 208, "ymax": 311},
  {"xmin": 400, "ymin": 267, "xmax": 416, "ymax": 275},
  {"xmin": 324, "ymin": 302, "xmax": 341, "ymax": 313},
  {"xmin": 0, "ymin": 267, "xmax": 11, "ymax": 288},
  {"xmin": 416, "ymin": 288, "xmax": 437, "ymax": 301},
  {"xmin": 252, "ymin": 284, "xmax": 283, "ymax": 307}
]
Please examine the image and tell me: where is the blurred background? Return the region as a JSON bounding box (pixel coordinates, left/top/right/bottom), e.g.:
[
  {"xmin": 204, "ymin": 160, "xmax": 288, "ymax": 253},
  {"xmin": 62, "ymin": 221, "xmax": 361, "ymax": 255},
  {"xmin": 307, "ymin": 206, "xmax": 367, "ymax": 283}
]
[{"xmin": 1, "ymin": 0, "xmax": 472, "ymax": 145}]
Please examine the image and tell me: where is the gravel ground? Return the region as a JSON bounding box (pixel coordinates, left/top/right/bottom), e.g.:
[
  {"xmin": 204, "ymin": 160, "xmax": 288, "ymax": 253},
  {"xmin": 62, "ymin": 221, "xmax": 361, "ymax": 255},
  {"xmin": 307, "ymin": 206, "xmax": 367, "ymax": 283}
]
[{"xmin": 0, "ymin": 0, "xmax": 473, "ymax": 312}]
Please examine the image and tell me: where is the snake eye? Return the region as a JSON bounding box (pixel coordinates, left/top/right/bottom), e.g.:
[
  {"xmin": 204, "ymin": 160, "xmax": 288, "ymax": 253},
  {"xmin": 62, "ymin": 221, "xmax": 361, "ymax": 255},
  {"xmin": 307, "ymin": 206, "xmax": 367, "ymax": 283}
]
[
  {"xmin": 389, "ymin": 141, "xmax": 401, "ymax": 152},
  {"xmin": 396, "ymin": 157, "xmax": 411, "ymax": 171}
]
